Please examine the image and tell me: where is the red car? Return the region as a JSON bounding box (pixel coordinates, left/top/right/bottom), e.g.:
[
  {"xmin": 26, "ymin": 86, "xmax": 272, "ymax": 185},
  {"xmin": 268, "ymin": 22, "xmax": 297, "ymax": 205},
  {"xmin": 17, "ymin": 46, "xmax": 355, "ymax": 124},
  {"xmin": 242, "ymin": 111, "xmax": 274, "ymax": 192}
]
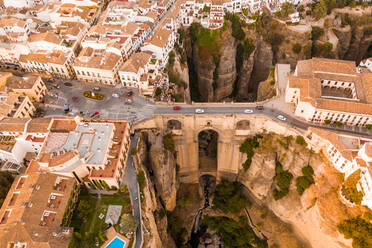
[
  {"xmin": 72, "ymin": 96, "xmax": 79, "ymax": 103},
  {"xmin": 173, "ymin": 106, "xmax": 181, "ymax": 110}
]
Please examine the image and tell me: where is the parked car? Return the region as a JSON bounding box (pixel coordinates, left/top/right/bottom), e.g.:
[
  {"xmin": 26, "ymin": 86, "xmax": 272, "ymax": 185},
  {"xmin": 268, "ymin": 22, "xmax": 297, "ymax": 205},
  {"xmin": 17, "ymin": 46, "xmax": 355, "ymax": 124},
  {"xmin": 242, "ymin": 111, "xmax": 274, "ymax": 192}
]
[
  {"xmin": 195, "ymin": 108, "xmax": 204, "ymax": 114},
  {"xmin": 63, "ymin": 104, "xmax": 70, "ymax": 112},
  {"xmin": 93, "ymin": 87, "xmax": 101, "ymax": 91},
  {"xmin": 173, "ymin": 106, "xmax": 181, "ymax": 110},
  {"xmin": 64, "ymin": 82, "xmax": 72, "ymax": 87},
  {"xmin": 72, "ymin": 96, "xmax": 79, "ymax": 102},
  {"xmin": 90, "ymin": 111, "xmax": 99, "ymax": 118},
  {"xmin": 244, "ymin": 109, "xmax": 253, "ymax": 114},
  {"xmin": 277, "ymin": 115, "xmax": 287, "ymax": 121},
  {"xmin": 112, "ymin": 93, "xmax": 119, "ymax": 98},
  {"xmin": 255, "ymin": 105, "xmax": 264, "ymax": 110},
  {"xmin": 127, "ymin": 91, "xmax": 134, "ymax": 97}
]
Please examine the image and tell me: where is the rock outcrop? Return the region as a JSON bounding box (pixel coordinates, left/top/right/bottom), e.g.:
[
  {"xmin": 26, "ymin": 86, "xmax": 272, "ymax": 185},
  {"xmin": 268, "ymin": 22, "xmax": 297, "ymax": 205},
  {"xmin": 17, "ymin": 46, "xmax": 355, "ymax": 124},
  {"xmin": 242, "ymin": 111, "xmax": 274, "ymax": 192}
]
[
  {"xmin": 146, "ymin": 132, "xmax": 177, "ymax": 211},
  {"xmin": 184, "ymin": 10, "xmax": 372, "ymax": 102},
  {"xmin": 238, "ymin": 133, "xmax": 367, "ymax": 248}
]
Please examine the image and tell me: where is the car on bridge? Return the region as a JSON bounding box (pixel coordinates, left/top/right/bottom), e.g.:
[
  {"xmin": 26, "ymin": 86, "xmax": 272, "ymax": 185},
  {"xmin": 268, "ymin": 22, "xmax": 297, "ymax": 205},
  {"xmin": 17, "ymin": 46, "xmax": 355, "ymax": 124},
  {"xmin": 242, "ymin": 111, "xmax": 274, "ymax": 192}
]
[
  {"xmin": 244, "ymin": 109, "xmax": 253, "ymax": 114},
  {"xmin": 277, "ymin": 115, "xmax": 287, "ymax": 121},
  {"xmin": 173, "ymin": 106, "xmax": 181, "ymax": 110},
  {"xmin": 195, "ymin": 108, "xmax": 204, "ymax": 114},
  {"xmin": 255, "ymin": 105, "xmax": 264, "ymax": 110}
]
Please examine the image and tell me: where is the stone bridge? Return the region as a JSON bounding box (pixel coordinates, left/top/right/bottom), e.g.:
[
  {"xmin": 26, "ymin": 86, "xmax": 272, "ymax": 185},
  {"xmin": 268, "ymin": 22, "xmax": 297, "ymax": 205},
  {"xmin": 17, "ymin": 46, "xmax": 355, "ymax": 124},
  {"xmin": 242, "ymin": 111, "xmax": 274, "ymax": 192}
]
[{"xmin": 134, "ymin": 114, "xmax": 299, "ymax": 183}]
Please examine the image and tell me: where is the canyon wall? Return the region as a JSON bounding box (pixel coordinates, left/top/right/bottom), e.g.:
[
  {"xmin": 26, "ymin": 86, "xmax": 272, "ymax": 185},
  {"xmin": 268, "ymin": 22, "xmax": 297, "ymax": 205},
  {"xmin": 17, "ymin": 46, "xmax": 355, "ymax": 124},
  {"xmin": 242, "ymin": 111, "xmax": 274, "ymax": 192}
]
[{"xmin": 183, "ymin": 10, "xmax": 372, "ymax": 102}]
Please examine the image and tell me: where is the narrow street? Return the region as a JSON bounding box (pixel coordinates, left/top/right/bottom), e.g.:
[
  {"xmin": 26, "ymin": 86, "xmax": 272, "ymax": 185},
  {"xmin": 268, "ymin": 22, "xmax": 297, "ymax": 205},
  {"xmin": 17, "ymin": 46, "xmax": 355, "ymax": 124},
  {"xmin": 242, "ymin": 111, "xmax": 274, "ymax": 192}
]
[{"xmin": 123, "ymin": 132, "xmax": 142, "ymax": 248}]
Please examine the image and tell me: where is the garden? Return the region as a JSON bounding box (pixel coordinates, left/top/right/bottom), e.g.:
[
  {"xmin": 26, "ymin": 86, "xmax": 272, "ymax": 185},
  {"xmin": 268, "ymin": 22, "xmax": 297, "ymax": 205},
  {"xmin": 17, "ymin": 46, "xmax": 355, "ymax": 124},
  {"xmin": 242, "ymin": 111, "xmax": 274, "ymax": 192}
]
[
  {"xmin": 83, "ymin": 91, "xmax": 104, "ymax": 101},
  {"xmin": 68, "ymin": 187, "xmax": 133, "ymax": 248}
]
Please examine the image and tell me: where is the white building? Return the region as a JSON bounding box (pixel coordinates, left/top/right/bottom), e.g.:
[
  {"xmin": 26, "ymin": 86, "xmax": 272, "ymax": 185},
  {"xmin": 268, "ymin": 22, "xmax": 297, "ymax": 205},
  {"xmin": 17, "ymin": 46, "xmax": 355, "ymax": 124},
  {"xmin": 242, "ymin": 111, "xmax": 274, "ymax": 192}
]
[
  {"xmin": 285, "ymin": 58, "xmax": 372, "ymax": 127},
  {"xmin": 359, "ymin": 57, "xmax": 372, "ymax": 72},
  {"xmin": 73, "ymin": 46, "xmax": 123, "ymax": 85},
  {"xmin": 0, "ymin": 118, "xmax": 50, "ymax": 164},
  {"xmin": 118, "ymin": 52, "xmax": 154, "ymax": 90},
  {"xmin": 141, "ymin": 29, "xmax": 175, "ymax": 68},
  {"xmin": 308, "ymin": 127, "xmax": 372, "ymax": 210},
  {"xmin": 3, "ymin": 0, "xmax": 47, "ymax": 8}
]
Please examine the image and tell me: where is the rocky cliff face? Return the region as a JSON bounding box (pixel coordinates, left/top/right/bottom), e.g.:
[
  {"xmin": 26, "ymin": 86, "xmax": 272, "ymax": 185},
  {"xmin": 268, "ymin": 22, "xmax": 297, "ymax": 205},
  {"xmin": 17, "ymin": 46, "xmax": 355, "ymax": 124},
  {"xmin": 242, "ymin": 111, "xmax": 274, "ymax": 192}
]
[
  {"xmin": 145, "ymin": 131, "xmax": 177, "ymax": 211},
  {"xmin": 184, "ymin": 11, "xmax": 372, "ymax": 102},
  {"xmin": 238, "ymin": 133, "xmax": 367, "ymax": 248}
]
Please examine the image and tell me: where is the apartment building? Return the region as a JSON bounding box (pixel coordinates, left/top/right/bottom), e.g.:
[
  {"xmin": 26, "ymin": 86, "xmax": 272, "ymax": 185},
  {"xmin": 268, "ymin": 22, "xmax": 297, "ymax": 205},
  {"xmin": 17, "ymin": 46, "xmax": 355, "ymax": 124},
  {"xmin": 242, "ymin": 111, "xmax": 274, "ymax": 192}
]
[
  {"xmin": 0, "ymin": 164, "xmax": 78, "ymax": 248},
  {"xmin": 118, "ymin": 52, "xmax": 153, "ymax": 90},
  {"xmin": 3, "ymin": 0, "xmax": 48, "ymax": 8},
  {"xmin": 37, "ymin": 1, "xmax": 101, "ymax": 26},
  {"xmin": 141, "ymin": 28, "xmax": 176, "ymax": 68},
  {"xmin": 0, "ymin": 93, "xmax": 35, "ymax": 119},
  {"xmin": 360, "ymin": 57, "xmax": 372, "ymax": 72},
  {"xmin": 0, "ymin": 118, "xmax": 50, "ymax": 164},
  {"xmin": 36, "ymin": 117, "xmax": 131, "ymax": 190},
  {"xmin": 0, "ymin": 72, "xmax": 48, "ymax": 102},
  {"xmin": 308, "ymin": 127, "xmax": 372, "ymax": 210},
  {"xmin": 19, "ymin": 50, "xmax": 76, "ymax": 79},
  {"xmin": 285, "ymin": 58, "xmax": 372, "ymax": 127},
  {"xmin": 73, "ymin": 45, "xmax": 123, "ymax": 85},
  {"xmin": 0, "ymin": 17, "xmax": 31, "ymax": 42}
]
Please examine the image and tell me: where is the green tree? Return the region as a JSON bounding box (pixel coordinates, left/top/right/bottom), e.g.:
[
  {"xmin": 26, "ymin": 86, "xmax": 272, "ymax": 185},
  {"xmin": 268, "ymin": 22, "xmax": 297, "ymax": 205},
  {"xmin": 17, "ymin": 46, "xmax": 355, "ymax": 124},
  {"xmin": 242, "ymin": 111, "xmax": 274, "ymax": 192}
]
[
  {"xmin": 281, "ymin": 2, "xmax": 295, "ymax": 17},
  {"xmin": 295, "ymin": 135, "xmax": 307, "ymax": 146},
  {"xmin": 162, "ymin": 133, "xmax": 175, "ymax": 151},
  {"xmin": 119, "ymin": 214, "xmax": 139, "ymax": 234},
  {"xmin": 168, "ymin": 51, "xmax": 175, "ymax": 65},
  {"xmin": 312, "ymin": 0, "xmax": 327, "ymax": 20},
  {"xmin": 212, "ymin": 179, "xmax": 246, "ymax": 214},
  {"xmin": 155, "ymin": 87, "xmax": 162, "ymax": 97},
  {"xmin": 324, "ymin": 119, "xmax": 331, "ymax": 124},
  {"xmin": 292, "ymin": 43, "xmax": 302, "ymax": 54},
  {"xmin": 297, "ymin": 5, "xmax": 305, "ymax": 12},
  {"xmin": 177, "ymin": 28, "xmax": 185, "ymax": 43},
  {"xmin": 137, "ymin": 170, "xmax": 146, "ymax": 192},
  {"xmin": 240, "ymin": 135, "xmax": 261, "ymax": 170},
  {"xmin": 77, "ymin": 200, "xmax": 92, "ymax": 218},
  {"xmin": 311, "ymin": 26, "xmax": 324, "ymax": 40},
  {"xmin": 337, "ymin": 217, "xmax": 372, "ymax": 248},
  {"xmin": 130, "ymin": 148, "xmax": 137, "ymax": 155},
  {"xmin": 322, "ymin": 42, "xmax": 333, "ymax": 53}
]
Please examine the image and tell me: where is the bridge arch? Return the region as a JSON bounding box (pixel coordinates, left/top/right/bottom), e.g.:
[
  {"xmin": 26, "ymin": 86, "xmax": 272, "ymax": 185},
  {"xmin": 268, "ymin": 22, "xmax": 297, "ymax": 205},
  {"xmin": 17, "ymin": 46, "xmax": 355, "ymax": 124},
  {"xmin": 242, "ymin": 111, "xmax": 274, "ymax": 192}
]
[{"xmin": 198, "ymin": 129, "xmax": 219, "ymax": 176}]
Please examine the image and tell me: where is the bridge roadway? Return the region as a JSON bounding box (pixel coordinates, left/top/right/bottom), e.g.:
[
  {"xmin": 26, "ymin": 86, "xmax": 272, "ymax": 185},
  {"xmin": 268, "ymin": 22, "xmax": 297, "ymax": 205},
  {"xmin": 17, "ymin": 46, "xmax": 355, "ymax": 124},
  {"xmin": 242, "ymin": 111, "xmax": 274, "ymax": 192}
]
[{"xmin": 152, "ymin": 104, "xmax": 372, "ymax": 137}]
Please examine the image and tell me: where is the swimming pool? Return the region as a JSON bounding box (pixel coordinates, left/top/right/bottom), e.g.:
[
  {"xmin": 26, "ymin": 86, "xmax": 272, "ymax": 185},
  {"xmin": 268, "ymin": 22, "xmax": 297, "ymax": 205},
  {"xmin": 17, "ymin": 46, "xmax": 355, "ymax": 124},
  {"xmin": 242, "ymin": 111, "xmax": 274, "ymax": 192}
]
[{"xmin": 105, "ymin": 237, "xmax": 126, "ymax": 248}]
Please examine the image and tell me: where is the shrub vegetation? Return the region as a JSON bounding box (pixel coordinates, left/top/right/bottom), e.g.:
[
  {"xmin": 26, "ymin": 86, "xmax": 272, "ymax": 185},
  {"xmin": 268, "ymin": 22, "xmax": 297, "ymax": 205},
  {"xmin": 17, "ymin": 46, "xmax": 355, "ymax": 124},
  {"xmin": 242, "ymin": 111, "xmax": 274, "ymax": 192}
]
[
  {"xmin": 273, "ymin": 161, "xmax": 293, "ymax": 200},
  {"xmin": 202, "ymin": 215, "xmax": 268, "ymax": 248},
  {"xmin": 337, "ymin": 216, "xmax": 372, "ymax": 248},
  {"xmin": 239, "ymin": 134, "xmax": 262, "ymax": 170},
  {"xmin": 212, "ymin": 179, "xmax": 246, "ymax": 214}
]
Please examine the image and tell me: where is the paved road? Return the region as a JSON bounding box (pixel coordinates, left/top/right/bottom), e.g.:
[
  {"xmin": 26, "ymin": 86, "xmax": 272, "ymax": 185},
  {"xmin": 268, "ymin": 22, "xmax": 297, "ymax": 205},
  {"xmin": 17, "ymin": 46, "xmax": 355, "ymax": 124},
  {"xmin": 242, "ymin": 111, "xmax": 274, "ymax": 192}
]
[
  {"xmin": 154, "ymin": 105, "xmax": 372, "ymax": 136},
  {"xmin": 123, "ymin": 132, "xmax": 142, "ymax": 248}
]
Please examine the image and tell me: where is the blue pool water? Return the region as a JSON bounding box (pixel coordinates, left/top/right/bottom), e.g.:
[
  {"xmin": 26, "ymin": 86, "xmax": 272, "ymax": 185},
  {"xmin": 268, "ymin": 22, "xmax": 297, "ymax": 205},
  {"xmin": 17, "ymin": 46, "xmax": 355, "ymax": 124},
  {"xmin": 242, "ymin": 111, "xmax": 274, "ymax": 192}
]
[{"xmin": 106, "ymin": 237, "xmax": 126, "ymax": 248}]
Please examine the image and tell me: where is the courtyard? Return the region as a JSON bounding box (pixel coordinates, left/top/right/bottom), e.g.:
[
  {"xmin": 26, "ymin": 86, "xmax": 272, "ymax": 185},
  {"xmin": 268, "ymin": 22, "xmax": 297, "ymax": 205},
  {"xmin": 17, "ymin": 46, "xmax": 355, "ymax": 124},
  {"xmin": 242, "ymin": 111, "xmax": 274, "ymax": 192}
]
[{"xmin": 68, "ymin": 188, "xmax": 133, "ymax": 248}]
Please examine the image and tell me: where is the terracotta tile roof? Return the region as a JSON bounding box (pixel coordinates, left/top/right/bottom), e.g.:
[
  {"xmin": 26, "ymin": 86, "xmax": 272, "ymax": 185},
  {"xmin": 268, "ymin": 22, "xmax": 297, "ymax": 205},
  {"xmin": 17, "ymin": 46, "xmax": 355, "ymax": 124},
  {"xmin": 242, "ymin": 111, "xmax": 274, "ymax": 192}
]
[
  {"xmin": 119, "ymin": 52, "xmax": 151, "ymax": 73},
  {"xmin": 50, "ymin": 119, "xmax": 77, "ymax": 132},
  {"xmin": 150, "ymin": 29, "xmax": 171, "ymax": 48},
  {"xmin": 0, "ymin": 118, "xmax": 29, "ymax": 132},
  {"xmin": 28, "ymin": 32, "xmax": 61, "ymax": 45},
  {"xmin": 365, "ymin": 142, "xmax": 372, "ymax": 158},
  {"xmin": 5, "ymin": 74, "xmax": 41, "ymax": 90},
  {"xmin": 290, "ymin": 58, "xmax": 372, "ymax": 115},
  {"xmin": 74, "ymin": 47, "xmax": 121, "ymax": 70},
  {"xmin": 27, "ymin": 118, "xmax": 52, "ymax": 133},
  {"xmin": 0, "ymin": 172, "xmax": 74, "ymax": 248}
]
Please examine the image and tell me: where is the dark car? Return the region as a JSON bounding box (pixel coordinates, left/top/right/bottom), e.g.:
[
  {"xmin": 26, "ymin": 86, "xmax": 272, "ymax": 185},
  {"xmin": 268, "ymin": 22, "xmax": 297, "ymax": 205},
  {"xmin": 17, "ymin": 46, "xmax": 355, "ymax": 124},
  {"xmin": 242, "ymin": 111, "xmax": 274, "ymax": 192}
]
[
  {"xmin": 255, "ymin": 105, "xmax": 264, "ymax": 110},
  {"xmin": 64, "ymin": 82, "xmax": 72, "ymax": 87},
  {"xmin": 127, "ymin": 91, "xmax": 134, "ymax": 97},
  {"xmin": 64, "ymin": 104, "xmax": 70, "ymax": 112},
  {"xmin": 173, "ymin": 106, "xmax": 181, "ymax": 110}
]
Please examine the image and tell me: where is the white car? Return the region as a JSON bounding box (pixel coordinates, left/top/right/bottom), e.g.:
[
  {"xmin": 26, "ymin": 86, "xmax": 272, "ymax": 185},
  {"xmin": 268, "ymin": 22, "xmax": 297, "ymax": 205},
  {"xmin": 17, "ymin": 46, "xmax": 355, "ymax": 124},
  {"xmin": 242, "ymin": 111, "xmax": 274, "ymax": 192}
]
[
  {"xmin": 195, "ymin": 108, "xmax": 205, "ymax": 114},
  {"xmin": 277, "ymin": 115, "xmax": 287, "ymax": 121},
  {"xmin": 112, "ymin": 93, "xmax": 119, "ymax": 98},
  {"xmin": 244, "ymin": 109, "xmax": 253, "ymax": 114}
]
